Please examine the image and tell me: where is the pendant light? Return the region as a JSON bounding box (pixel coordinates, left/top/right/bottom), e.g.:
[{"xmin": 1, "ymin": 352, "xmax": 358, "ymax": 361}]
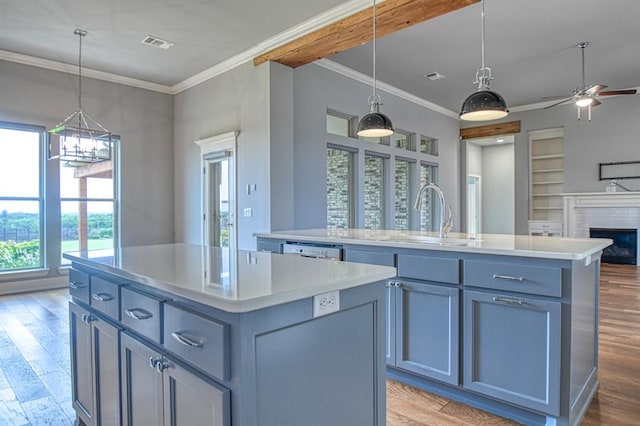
[
  {"xmin": 459, "ymin": 0, "xmax": 508, "ymax": 121},
  {"xmin": 357, "ymin": 0, "xmax": 394, "ymax": 138},
  {"xmin": 48, "ymin": 29, "xmax": 112, "ymax": 163}
]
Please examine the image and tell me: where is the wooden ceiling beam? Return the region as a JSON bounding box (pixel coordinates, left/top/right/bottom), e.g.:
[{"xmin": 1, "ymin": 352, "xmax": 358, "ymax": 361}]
[
  {"xmin": 254, "ymin": 0, "xmax": 479, "ymax": 68},
  {"xmin": 459, "ymin": 121, "xmax": 521, "ymax": 140}
]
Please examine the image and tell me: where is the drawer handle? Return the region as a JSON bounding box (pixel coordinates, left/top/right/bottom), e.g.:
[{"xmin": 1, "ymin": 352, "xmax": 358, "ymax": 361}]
[
  {"xmin": 69, "ymin": 281, "xmax": 86, "ymax": 290},
  {"xmin": 492, "ymin": 274, "xmax": 525, "ymax": 282},
  {"xmin": 171, "ymin": 332, "xmax": 204, "ymax": 348},
  {"xmin": 92, "ymin": 293, "xmax": 114, "ymax": 302},
  {"xmin": 492, "ymin": 296, "xmax": 525, "ymax": 306},
  {"xmin": 125, "ymin": 308, "xmax": 153, "ymax": 320}
]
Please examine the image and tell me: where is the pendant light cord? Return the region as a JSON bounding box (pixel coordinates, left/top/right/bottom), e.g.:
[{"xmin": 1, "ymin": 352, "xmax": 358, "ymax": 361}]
[
  {"xmin": 372, "ymin": 0, "xmax": 377, "ymax": 99},
  {"xmin": 480, "ymin": 0, "xmax": 485, "ymax": 70}
]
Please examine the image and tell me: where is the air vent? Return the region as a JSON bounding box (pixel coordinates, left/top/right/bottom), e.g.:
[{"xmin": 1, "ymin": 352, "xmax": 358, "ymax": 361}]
[
  {"xmin": 424, "ymin": 72, "xmax": 445, "ymax": 81},
  {"xmin": 141, "ymin": 35, "xmax": 174, "ymax": 50}
]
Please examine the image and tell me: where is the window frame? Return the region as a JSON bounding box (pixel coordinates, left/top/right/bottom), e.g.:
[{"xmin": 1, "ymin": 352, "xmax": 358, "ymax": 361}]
[
  {"xmin": 326, "ymin": 144, "xmax": 357, "ymax": 229},
  {"xmin": 0, "ymin": 119, "xmax": 121, "ymax": 279}
]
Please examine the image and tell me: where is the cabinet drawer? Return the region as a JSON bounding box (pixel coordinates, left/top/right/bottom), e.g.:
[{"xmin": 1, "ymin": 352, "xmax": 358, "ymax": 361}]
[
  {"xmin": 464, "ymin": 260, "xmax": 562, "ymax": 297},
  {"xmin": 90, "ymin": 276, "xmax": 122, "ymax": 320},
  {"xmin": 69, "ymin": 269, "xmax": 90, "ymax": 304},
  {"xmin": 121, "ymin": 287, "xmax": 164, "ymax": 343},
  {"xmin": 345, "ymin": 249, "xmax": 395, "ymax": 266},
  {"xmin": 163, "ymin": 304, "xmax": 230, "ymax": 380},
  {"xmin": 397, "ymin": 254, "xmax": 459, "ymax": 284}
]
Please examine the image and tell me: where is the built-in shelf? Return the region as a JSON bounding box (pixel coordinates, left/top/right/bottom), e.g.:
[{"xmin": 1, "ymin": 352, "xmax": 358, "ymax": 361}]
[
  {"xmin": 532, "ymin": 168, "xmax": 564, "ymax": 173},
  {"xmin": 529, "ymin": 129, "xmax": 564, "ymax": 222}
]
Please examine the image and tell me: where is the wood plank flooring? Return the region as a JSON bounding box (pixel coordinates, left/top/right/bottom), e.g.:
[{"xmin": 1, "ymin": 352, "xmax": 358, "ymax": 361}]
[{"xmin": 0, "ymin": 263, "xmax": 638, "ymax": 425}]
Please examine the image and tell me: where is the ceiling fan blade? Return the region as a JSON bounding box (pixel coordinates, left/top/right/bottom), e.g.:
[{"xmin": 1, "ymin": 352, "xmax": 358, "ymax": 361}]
[
  {"xmin": 544, "ymin": 97, "xmax": 573, "ymax": 109},
  {"xmin": 591, "ymin": 98, "xmax": 602, "ymax": 107},
  {"xmin": 598, "ymin": 89, "xmax": 637, "ymax": 96},
  {"xmin": 541, "ymin": 95, "xmax": 572, "ymax": 100},
  {"xmin": 584, "ymin": 84, "xmax": 607, "ymax": 95}
]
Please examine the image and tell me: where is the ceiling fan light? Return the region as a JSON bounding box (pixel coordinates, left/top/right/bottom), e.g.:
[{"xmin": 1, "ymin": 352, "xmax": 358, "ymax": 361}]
[
  {"xmin": 576, "ymin": 96, "xmax": 593, "ymax": 107},
  {"xmin": 460, "ymin": 89, "xmax": 509, "ymax": 121}
]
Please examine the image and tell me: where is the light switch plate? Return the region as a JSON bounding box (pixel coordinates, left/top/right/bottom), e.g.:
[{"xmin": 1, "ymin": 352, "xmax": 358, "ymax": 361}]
[{"xmin": 244, "ymin": 208, "xmax": 252, "ymax": 217}]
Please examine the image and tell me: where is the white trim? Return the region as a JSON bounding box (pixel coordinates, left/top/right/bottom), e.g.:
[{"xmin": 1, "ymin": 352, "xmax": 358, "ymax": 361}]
[
  {"xmin": 0, "ymin": 49, "xmax": 173, "ymax": 94},
  {"xmin": 172, "ymin": 0, "xmax": 376, "ymax": 94},
  {"xmin": 0, "ymin": 268, "xmax": 50, "ymax": 282},
  {"xmin": 0, "ymin": 275, "xmax": 68, "ymax": 296},
  {"xmin": 315, "ymin": 59, "xmax": 460, "ymax": 120},
  {"xmin": 194, "ymin": 131, "xmax": 239, "ymax": 153}
]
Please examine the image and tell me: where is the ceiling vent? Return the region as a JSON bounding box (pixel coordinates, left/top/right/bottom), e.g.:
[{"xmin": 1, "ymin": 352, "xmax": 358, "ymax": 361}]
[
  {"xmin": 424, "ymin": 72, "xmax": 445, "ymax": 81},
  {"xmin": 141, "ymin": 35, "xmax": 174, "ymax": 50}
]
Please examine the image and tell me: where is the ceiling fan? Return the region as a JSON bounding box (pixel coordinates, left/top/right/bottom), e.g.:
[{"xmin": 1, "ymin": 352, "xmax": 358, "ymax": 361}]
[{"xmin": 543, "ymin": 42, "xmax": 637, "ymax": 121}]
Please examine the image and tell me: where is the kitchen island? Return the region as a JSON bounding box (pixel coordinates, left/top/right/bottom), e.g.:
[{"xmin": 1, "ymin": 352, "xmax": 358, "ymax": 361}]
[
  {"xmin": 256, "ymin": 229, "xmax": 612, "ymax": 426},
  {"xmin": 64, "ymin": 243, "xmax": 396, "ymax": 426}
]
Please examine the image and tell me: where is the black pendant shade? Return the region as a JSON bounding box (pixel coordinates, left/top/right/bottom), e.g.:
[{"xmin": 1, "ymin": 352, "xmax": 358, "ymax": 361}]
[
  {"xmin": 459, "ymin": 89, "xmax": 509, "ymax": 121},
  {"xmin": 357, "ymin": 105, "xmax": 394, "ymax": 137}
]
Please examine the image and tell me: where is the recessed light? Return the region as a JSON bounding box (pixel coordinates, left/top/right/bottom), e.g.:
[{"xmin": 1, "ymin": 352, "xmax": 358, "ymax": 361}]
[
  {"xmin": 141, "ymin": 35, "xmax": 175, "ymax": 50},
  {"xmin": 424, "ymin": 72, "xmax": 445, "ymax": 81}
]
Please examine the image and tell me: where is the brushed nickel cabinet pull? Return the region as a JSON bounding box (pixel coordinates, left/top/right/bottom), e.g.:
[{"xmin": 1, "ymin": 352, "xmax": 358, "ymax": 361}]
[
  {"xmin": 492, "ymin": 296, "xmax": 525, "ymax": 305},
  {"xmin": 92, "ymin": 293, "xmax": 114, "ymax": 302},
  {"xmin": 69, "ymin": 281, "xmax": 86, "ymax": 290},
  {"xmin": 492, "ymin": 274, "xmax": 525, "ymax": 282},
  {"xmin": 171, "ymin": 332, "xmax": 204, "ymax": 348},
  {"xmin": 125, "ymin": 308, "xmax": 152, "ymax": 320}
]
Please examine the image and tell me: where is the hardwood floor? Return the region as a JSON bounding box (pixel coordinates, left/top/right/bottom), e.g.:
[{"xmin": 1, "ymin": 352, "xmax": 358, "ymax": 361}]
[{"xmin": 0, "ymin": 263, "xmax": 638, "ymax": 425}]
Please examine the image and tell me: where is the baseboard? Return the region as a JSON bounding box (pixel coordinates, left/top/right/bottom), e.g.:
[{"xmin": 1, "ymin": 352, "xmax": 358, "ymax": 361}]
[{"xmin": 0, "ymin": 275, "xmax": 68, "ymax": 295}]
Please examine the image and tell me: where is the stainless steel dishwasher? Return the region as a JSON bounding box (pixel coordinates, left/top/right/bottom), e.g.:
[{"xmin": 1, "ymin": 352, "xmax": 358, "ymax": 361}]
[{"xmin": 281, "ymin": 242, "xmax": 343, "ymax": 260}]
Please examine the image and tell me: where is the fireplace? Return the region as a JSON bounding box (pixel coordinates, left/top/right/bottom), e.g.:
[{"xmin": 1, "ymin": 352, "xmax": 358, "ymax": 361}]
[{"xmin": 589, "ymin": 228, "xmax": 638, "ymax": 265}]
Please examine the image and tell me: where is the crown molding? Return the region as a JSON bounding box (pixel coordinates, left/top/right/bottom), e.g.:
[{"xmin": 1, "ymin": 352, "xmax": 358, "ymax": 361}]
[
  {"xmin": 171, "ymin": 0, "xmax": 375, "ymax": 93},
  {"xmin": 0, "ymin": 49, "xmax": 173, "ymax": 94},
  {"xmin": 315, "ymin": 59, "xmax": 460, "ymax": 120}
]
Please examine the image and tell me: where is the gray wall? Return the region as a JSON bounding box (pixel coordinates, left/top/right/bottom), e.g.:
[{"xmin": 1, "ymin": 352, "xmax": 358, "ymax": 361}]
[
  {"xmin": 0, "ymin": 60, "xmax": 174, "ymax": 248},
  {"xmin": 173, "ymin": 61, "xmax": 295, "ymax": 249},
  {"xmin": 462, "ymin": 94, "xmax": 640, "ymax": 234},
  {"xmin": 292, "ymin": 63, "xmax": 461, "ymax": 230},
  {"xmin": 481, "ymin": 144, "xmax": 515, "ymax": 234}
]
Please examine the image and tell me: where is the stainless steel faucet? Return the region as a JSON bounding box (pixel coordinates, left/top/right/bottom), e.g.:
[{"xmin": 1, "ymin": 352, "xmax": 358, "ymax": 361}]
[{"xmin": 413, "ymin": 183, "xmax": 453, "ymax": 238}]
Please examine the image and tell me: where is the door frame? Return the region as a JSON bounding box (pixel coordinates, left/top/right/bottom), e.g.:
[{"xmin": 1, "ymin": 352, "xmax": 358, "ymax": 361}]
[{"xmin": 194, "ymin": 132, "xmax": 239, "ymax": 252}]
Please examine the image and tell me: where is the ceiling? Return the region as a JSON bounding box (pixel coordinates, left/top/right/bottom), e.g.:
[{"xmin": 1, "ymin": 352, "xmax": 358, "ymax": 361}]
[{"xmin": 1, "ymin": 0, "xmax": 639, "ymax": 113}]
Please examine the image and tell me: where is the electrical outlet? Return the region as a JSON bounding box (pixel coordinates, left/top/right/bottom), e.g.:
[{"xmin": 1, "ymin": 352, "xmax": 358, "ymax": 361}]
[
  {"xmin": 244, "ymin": 208, "xmax": 252, "ymax": 217},
  {"xmin": 313, "ymin": 290, "xmax": 340, "ymax": 317}
]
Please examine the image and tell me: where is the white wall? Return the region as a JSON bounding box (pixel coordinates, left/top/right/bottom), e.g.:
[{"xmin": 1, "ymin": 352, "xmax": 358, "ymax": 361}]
[
  {"xmin": 0, "ymin": 59, "xmax": 174, "ymax": 248},
  {"xmin": 481, "ymin": 144, "xmax": 514, "ymax": 234},
  {"xmin": 292, "ymin": 63, "xmax": 461, "ymax": 230}
]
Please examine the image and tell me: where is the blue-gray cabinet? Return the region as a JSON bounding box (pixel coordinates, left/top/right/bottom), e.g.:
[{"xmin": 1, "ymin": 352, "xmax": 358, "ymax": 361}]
[
  {"xmin": 463, "ymin": 290, "xmax": 561, "ymax": 415},
  {"xmin": 69, "ymin": 300, "xmax": 121, "ymax": 426},
  {"xmin": 395, "ymin": 280, "xmax": 459, "ymax": 385},
  {"xmin": 121, "ymin": 332, "xmax": 230, "ymax": 426}
]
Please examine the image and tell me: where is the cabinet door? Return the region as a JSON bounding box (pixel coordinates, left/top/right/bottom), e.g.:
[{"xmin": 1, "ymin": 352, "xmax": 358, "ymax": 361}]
[
  {"xmin": 463, "ymin": 290, "xmax": 561, "ymax": 415},
  {"xmin": 92, "ymin": 317, "xmax": 121, "ymax": 426},
  {"xmin": 163, "ymin": 362, "xmax": 230, "ymax": 426},
  {"xmin": 121, "ymin": 333, "xmax": 164, "ymax": 426},
  {"xmin": 395, "ymin": 282, "xmax": 459, "ymax": 385},
  {"xmin": 69, "ymin": 301, "xmax": 94, "ymax": 425},
  {"xmin": 344, "ymin": 248, "xmax": 397, "ymax": 365}
]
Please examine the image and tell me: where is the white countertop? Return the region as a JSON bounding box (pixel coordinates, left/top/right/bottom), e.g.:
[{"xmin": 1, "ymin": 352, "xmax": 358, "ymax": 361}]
[
  {"xmin": 256, "ymin": 229, "xmax": 612, "ymax": 260},
  {"xmin": 63, "ymin": 244, "xmax": 396, "ymax": 313}
]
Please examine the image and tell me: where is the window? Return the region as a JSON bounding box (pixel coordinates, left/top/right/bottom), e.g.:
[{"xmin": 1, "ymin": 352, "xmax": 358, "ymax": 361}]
[
  {"xmin": 364, "ymin": 152, "xmax": 387, "ymax": 229},
  {"xmin": 420, "ymin": 135, "xmax": 439, "ymax": 156},
  {"xmin": 0, "ymin": 124, "xmax": 44, "ymax": 271},
  {"xmin": 327, "ymin": 146, "xmax": 355, "ymax": 229},
  {"xmin": 60, "ymin": 139, "xmax": 119, "ymax": 263},
  {"xmin": 392, "ymin": 130, "xmax": 415, "ymax": 151},
  {"xmin": 0, "ymin": 120, "xmax": 120, "ymax": 274},
  {"xmin": 327, "ymin": 109, "xmax": 357, "ymax": 138},
  {"xmin": 419, "ymin": 163, "xmax": 438, "ymax": 231},
  {"xmin": 394, "ymin": 158, "xmax": 413, "ymax": 230}
]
